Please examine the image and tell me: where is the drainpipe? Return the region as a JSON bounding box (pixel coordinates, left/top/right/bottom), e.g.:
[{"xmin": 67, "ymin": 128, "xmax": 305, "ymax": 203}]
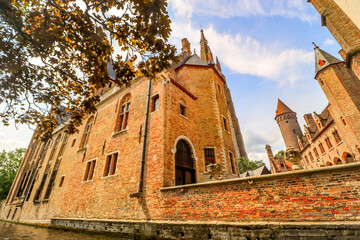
[
  {"xmin": 130, "ymin": 79, "xmax": 152, "ymax": 198},
  {"xmin": 20, "ymin": 140, "xmax": 48, "ymax": 206}
]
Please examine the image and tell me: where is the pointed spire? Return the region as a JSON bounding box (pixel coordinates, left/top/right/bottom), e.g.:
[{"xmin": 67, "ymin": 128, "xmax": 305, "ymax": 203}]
[
  {"xmin": 200, "ymin": 29, "xmax": 212, "ymax": 63},
  {"xmin": 314, "ymin": 43, "xmax": 343, "ymax": 77},
  {"xmin": 275, "ymin": 99, "xmax": 295, "ymax": 116},
  {"xmin": 216, "ymin": 56, "xmax": 222, "ymax": 71}
]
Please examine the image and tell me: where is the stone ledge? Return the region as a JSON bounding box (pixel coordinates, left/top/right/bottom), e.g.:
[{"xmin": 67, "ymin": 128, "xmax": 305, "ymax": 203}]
[{"xmin": 160, "ymin": 162, "xmax": 360, "ymax": 191}]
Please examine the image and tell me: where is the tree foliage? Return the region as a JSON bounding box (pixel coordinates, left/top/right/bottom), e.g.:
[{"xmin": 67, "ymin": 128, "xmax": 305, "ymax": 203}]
[
  {"xmin": 0, "ymin": 0, "xmax": 177, "ymax": 139},
  {"xmin": 0, "ymin": 148, "xmax": 26, "ymax": 200},
  {"xmin": 237, "ymin": 157, "xmax": 265, "ymax": 174},
  {"xmin": 275, "ymin": 150, "xmax": 285, "ymax": 158}
]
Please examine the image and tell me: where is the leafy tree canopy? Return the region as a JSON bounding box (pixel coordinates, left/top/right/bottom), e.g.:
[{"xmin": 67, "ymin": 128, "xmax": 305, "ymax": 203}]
[
  {"xmin": 0, "ymin": 0, "xmax": 177, "ymax": 139},
  {"xmin": 275, "ymin": 150, "xmax": 285, "ymax": 158},
  {"xmin": 0, "ymin": 148, "xmax": 26, "ymax": 200},
  {"xmin": 237, "ymin": 157, "xmax": 265, "ymax": 174}
]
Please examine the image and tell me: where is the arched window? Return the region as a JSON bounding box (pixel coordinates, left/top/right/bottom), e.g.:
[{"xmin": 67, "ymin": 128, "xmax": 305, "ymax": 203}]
[
  {"xmin": 175, "ymin": 140, "xmax": 196, "ymax": 185},
  {"xmin": 115, "ymin": 93, "xmax": 131, "ymax": 132},
  {"xmin": 80, "ymin": 116, "xmax": 94, "ymax": 148}
]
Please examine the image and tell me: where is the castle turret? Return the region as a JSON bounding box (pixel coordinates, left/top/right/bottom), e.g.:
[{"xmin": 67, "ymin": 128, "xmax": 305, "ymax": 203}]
[
  {"xmin": 275, "ymin": 99, "xmax": 303, "ymax": 149},
  {"xmin": 314, "ymin": 44, "xmax": 360, "ymax": 151}
]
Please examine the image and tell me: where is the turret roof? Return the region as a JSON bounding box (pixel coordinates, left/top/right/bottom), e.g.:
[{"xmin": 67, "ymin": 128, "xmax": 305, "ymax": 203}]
[
  {"xmin": 314, "ymin": 43, "xmax": 343, "ymax": 77},
  {"xmin": 275, "ymin": 99, "xmax": 295, "ymax": 116}
]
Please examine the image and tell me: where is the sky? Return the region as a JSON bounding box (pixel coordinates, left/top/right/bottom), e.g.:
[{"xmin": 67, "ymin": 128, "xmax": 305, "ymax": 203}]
[{"xmin": 0, "ymin": 0, "xmax": 343, "ymax": 168}]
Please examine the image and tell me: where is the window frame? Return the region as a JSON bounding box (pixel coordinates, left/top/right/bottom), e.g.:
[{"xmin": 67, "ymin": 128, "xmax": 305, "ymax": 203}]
[
  {"xmin": 103, "ymin": 152, "xmax": 119, "ymax": 177},
  {"xmin": 319, "ymin": 143, "xmax": 325, "ymax": 154},
  {"xmin": 204, "ymin": 147, "xmax": 216, "ymax": 168},
  {"xmin": 325, "ymin": 137, "xmax": 333, "ymax": 149},
  {"xmin": 229, "ymin": 151, "xmax": 236, "ymax": 175},
  {"xmin": 151, "ymin": 93, "xmax": 160, "ymax": 112},
  {"xmin": 332, "ymin": 130, "xmax": 342, "ymax": 144},
  {"xmin": 222, "ymin": 115, "xmax": 229, "ymax": 132},
  {"xmin": 83, "ymin": 159, "xmax": 97, "ymax": 182}
]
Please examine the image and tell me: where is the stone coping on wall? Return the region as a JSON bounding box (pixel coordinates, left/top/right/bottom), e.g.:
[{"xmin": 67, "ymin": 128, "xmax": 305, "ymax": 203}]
[
  {"xmin": 50, "ymin": 218, "xmax": 360, "ymax": 227},
  {"xmin": 160, "ymin": 162, "xmax": 360, "ymax": 191}
]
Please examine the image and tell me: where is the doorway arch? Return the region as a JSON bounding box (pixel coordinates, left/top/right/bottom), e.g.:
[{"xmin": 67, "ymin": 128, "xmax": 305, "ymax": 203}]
[
  {"xmin": 342, "ymin": 152, "xmax": 354, "ymax": 163},
  {"xmin": 333, "ymin": 157, "xmax": 342, "ymax": 165},
  {"xmin": 174, "ymin": 139, "xmax": 196, "ymax": 186}
]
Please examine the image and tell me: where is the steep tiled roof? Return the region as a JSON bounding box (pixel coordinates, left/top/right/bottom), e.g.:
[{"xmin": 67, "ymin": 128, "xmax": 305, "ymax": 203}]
[
  {"xmin": 175, "ymin": 54, "xmax": 209, "ymax": 70},
  {"xmin": 276, "ymin": 99, "xmax": 294, "ymax": 116},
  {"xmin": 314, "ymin": 44, "xmax": 343, "ymax": 77}
]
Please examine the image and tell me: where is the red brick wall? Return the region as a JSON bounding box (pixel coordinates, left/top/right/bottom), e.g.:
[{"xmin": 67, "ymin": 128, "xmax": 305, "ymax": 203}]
[{"xmin": 156, "ymin": 163, "xmax": 360, "ymax": 222}]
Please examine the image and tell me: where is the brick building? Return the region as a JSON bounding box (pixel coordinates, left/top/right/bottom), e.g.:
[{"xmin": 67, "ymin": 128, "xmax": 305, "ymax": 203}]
[
  {"xmin": 1, "ymin": 31, "xmax": 248, "ymax": 221},
  {"xmin": 267, "ymin": 0, "xmax": 360, "ymax": 172}
]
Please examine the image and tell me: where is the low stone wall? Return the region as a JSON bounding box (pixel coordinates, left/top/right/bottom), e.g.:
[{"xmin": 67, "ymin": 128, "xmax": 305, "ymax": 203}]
[
  {"xmin": 155, "ymin": 163, "xmax": 360, "ymax": 222},
  {"xmin": 51, "ymin": 218, "xmax": 360, "ymax": 240}
]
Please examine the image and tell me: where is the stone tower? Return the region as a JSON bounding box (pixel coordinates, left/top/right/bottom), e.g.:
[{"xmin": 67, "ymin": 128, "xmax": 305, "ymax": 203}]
[
  {"xmin": 314, "ymin": 43, "xmax": 360, "ymax": 153},
  {"xmin": 275, "ymin": 99, "xmax": 303, "ymax": 149}
]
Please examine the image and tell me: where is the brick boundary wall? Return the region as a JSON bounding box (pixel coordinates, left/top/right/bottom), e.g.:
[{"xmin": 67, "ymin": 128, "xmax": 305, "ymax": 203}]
[{"xmin": 155, "ymin": 163, "xmax": 360, "ymax": 222}]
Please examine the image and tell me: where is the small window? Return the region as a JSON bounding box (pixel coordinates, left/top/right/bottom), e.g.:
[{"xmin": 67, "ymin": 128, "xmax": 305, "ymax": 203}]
[
  {"xmin": 204, "ymin": 148, "xmax": 215, "ymax": 167},
  {"xmin": 325, "ymin": 137, "xmax": 333, "ymax": 149},
  {"xmin": 332, "ymin": 130, "xmax": 342, "ymax": 144},
  {"xmin": 115, "ymin": 94, "xmax": 131, "ymax": 132},
  {"xmin": 71, "ymin": 138, "xmax": 76, "ymax": 148},
  {"xmin": 83, "ymin": 159, "xmax": 96, "ymax": 181},
  {"xmin": 313, "ymin": 148, "xmax": 319, "ymax": 158},
  {"xmin": 223, "ymin": 116, "xmax": 229, "ymax": 132},
  {"xmin": 151, "ymin": 94, "xmax": 159, "ymax": 112},
  {"xmin": 217, "ymin": 83, "xmax": 222, "ymax": 93},
  {"xmin": 59, "ymin": 176, "xmax": 65, "ymax": 187},
  {"xmin": 321, "ymin": 15, "xmax": 326, "ymax": 26},
  {"xmin": 309, "ymin": 152, "xmax": 314, "ymax": 161},
  {"xmin": 103, "ymin": 152, "xmax": 118, "ymax": 177},
  {"xmin": 319, "ymin": 143, "xmax": 325, "ymax": 154},
  {"xmin": 280, "ymin": 163, "xmax": 284, "ymax": 168},
  {"xmin": 304, "ymin": 155, "xmax": 309, "ymax": 164},
  {"xmin": 293, "ymin": 129, "xmax": 296, "ymax": 134},
  {"xmin": 180, "ymin": 104, "xmax": 186, "ymax": 116},
  {"xmin": 341, "ymin": 117, "xmax": 347, "ymax": 126},
  {"xmin": 109, "ymin": 82, "xmax": 112, "ymax": 88}
]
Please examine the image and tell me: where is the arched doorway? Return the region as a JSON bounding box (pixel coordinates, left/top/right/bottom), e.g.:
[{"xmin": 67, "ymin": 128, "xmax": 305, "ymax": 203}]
[
  {"xmin": 175, "ymin": 140, "xmax": 196, "ymax": 186},
  {"xmin": 342, "ymin": 152, "xmax": 354, "ymax": 163},
  {"xmin": 333, "ymin": 157, "xmax": 342, "ymax": 165}
]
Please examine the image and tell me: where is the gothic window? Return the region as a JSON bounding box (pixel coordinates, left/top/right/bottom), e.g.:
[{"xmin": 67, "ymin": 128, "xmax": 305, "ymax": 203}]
[
  {"xmin": 83, "ymin": 159, "xmax": 96, "ymax": 181},
  {"xmin": 325, "ymin": 137, "xmax": 333, "ymax": 149},
  {"xmin": 175, "ymin": 140, "xmax": 195, "ymax": 186},
  {"xmin": 33, "ymin": 173, "xmax": 48, "ymax": 202},
  {"xmin": 151, "ymin": 94, "xmax": 159, "ymax": 112},
  {"xmin": 48, "ymin": 134, "xmax": 62, "ymax": 163},
  {"xmin": 204, "ymin": 148, "xmax": 215, "ymax": 167},
  {"xmin": 304, "ymin": 155, "xmax": 309, "ymax": 165},
  {"xmin": 313, "ymin": 148, "xmax": 319, "ymax": 158},
  {"xmin": 319, "ymin": 143, "xmax": 325, "ymax": 154},
  {"xmin": 309, "ymin": 152, "xmax": 314, "ymax": 161},
  {"xmin": 115, "ymin": 93, "xmax": 131, "ymax": 132},
  {"xmin": 103, "ymin": 152, "xmax": 118, "ymax": 177},
  {"xmin": 332, "ymin": 130, "xmax": 342, "ymax": 144},
  {"xmin": 80, "ymin": 116, "xmax": 94, "ymax": 148}
]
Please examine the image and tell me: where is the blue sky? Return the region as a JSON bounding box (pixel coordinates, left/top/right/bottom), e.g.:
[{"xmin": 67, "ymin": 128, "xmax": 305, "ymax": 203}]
[{"xmin": 0, "ymin": 0, "xmax": 343, "ymax": 167}]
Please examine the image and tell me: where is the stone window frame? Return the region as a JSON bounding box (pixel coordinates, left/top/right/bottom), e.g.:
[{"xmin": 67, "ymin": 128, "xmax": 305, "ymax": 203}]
[
  {"xmin": 150, "ymin": 93, "xmax": 160, "ymax": 113},
  {"xmin": 83, "ymin": 158, "xmax": 97, "ymax": 182},
  {"xmin": 222, "ymin": 115, "xmax": 230, "ymax": 133},
  {"xmin": 332, "ymin": 130, "xmax": 342, "ymax": 144},
  {"xmin": 325, "ymin": 137, "xmax": 333, "ymax": 150},
  {"xmin": 319, "ymin": 142, "xmax": 326, "ymax": 154},
  {"xmin": 217, "ymin": 82, "xmax": 222, "ymax": 94},
  {"xmin": 102, "ymin": 151, "xmax": 119, "ymax": 178}
]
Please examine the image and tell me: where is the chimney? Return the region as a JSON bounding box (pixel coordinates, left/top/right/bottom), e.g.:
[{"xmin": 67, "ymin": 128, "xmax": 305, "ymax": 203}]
[{"xmin": 181, "ymin": 38, "xmax": 191, "ymax": 55}]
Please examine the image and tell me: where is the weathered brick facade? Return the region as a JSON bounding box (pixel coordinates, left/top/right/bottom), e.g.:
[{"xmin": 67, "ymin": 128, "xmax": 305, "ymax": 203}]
[{"xmin": 1, "ymin": 33, "xmax": 246, "ymax": 223}]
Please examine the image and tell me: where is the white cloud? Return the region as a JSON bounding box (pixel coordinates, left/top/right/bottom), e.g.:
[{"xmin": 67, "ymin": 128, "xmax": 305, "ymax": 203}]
[
  {"xmin": 324, "ymin": 38, "xmax": 335, "ymax": 46},
  {"xmin": 0, "ymin": 125, "xmax": 33, "ymax": 151},
  {"xmin": 169, "ymin": 0, "xmax": 317, "ymax": 23},
  {"xmin": 170, "ymin": 23, "xmax": 313, "ymax": 85}
]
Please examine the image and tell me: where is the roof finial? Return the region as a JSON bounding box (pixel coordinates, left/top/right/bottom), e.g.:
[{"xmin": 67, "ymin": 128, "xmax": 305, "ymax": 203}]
[{"xmin": 312, "ymin": 42, "xmax": 319, "ymax": 50}]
